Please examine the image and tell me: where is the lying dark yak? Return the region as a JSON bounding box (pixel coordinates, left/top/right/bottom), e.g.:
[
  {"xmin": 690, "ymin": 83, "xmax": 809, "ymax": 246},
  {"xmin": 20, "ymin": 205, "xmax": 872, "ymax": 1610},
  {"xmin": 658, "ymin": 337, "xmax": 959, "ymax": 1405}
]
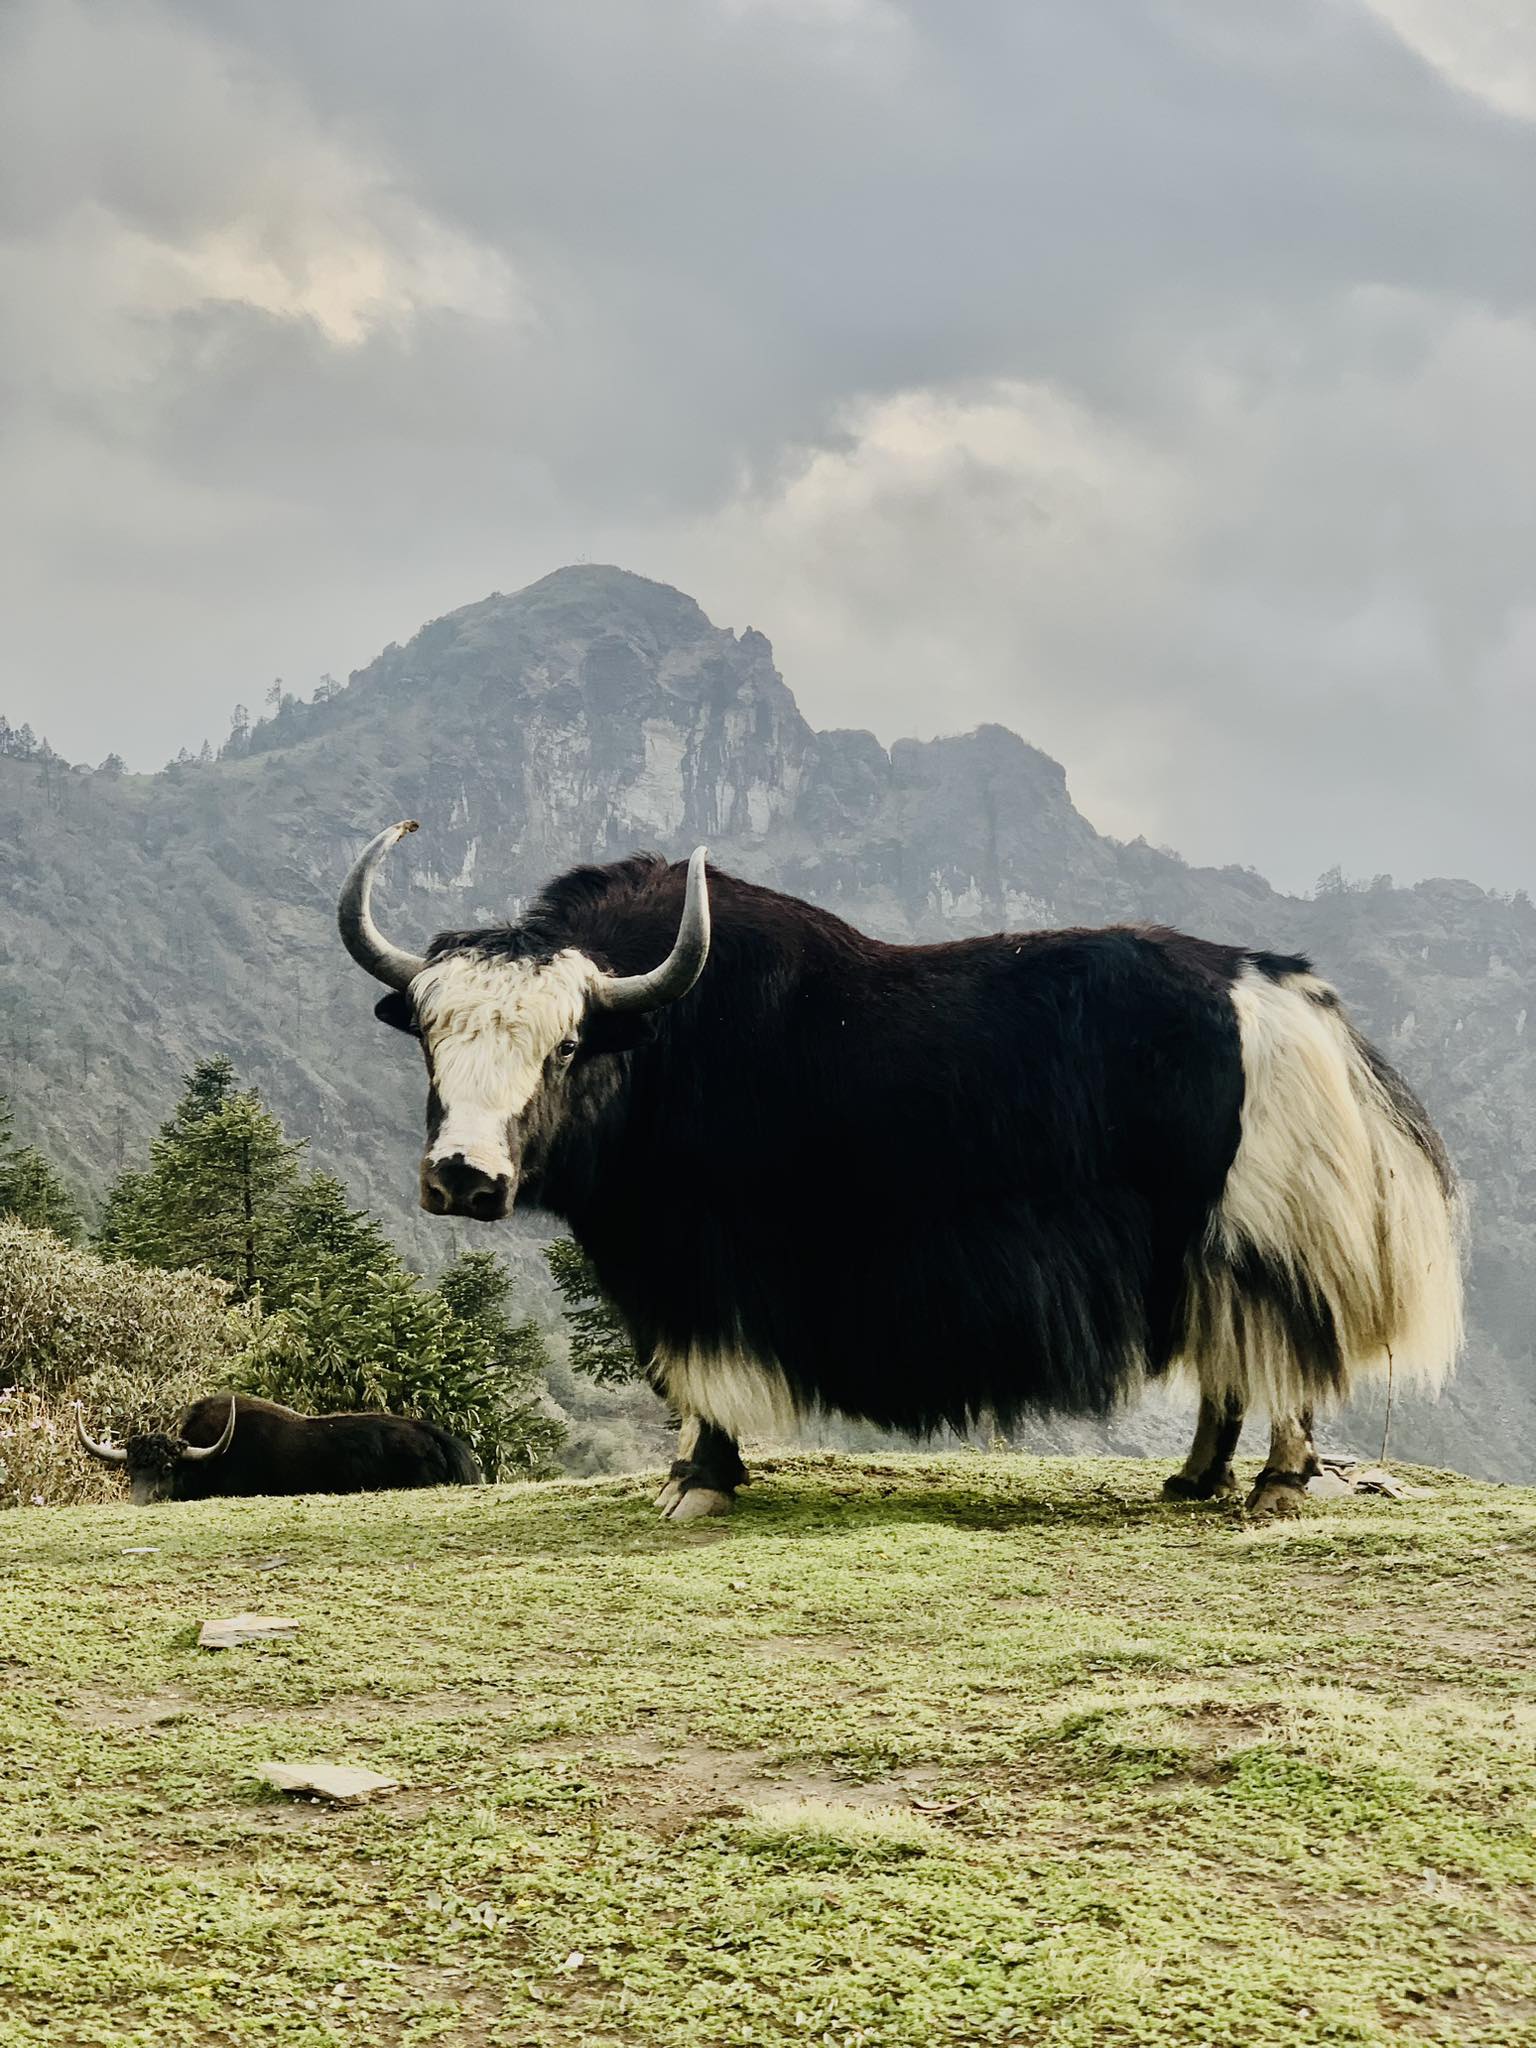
[
  {"xmin": 76, "ymin": 1393, "xmax": 484, "ymax": 1504},
  {"xmin": 338, "ymin": 822, "xmax": 1463, "ymax": 1523}
]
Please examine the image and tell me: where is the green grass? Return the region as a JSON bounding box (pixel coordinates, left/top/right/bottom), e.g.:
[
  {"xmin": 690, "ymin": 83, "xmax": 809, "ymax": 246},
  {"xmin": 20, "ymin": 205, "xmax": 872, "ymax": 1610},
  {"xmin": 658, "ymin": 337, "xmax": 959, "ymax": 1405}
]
[{"xmin": 3, "ymin": 1453, "xmax": 1535, "ymax": 2047}]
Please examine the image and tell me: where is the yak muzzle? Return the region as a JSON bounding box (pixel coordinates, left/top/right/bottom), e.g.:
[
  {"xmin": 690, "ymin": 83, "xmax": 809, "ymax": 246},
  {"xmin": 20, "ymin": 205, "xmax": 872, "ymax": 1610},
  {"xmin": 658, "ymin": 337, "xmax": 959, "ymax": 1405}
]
[{"xmin": 421, "ymin": 1153, "xmax": 512, "ymax": 1222}]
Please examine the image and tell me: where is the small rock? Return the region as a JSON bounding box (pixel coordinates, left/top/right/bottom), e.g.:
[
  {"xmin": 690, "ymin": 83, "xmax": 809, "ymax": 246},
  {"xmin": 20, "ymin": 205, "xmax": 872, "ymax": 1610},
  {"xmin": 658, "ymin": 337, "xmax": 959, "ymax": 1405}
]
[
  {"xmin": 121, "ymin": 1546, "xmax": 159, "ymax": 1556},
  {"xmin": 199, "ymin": 1614, "xmax": 299, "ymax": 1650},
  {"xmin": 258, "ymin": 1762, "xmax": 400, "ymax": 1805},
  {"xmin": 256, "ymin": 1555, "xmax": 291, "ymax": 1573},
  {"xmin": 1305, "ymin": 1470, "xmax": 1356, "ymax": 1501}
]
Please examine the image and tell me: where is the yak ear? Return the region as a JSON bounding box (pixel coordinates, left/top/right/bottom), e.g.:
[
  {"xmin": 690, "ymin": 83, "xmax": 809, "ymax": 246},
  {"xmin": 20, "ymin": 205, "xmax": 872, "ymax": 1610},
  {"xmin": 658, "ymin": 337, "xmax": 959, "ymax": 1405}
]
[
  {"xmin": 581, "ymin": 1010, "xmax": 655, "ymax": 1057},
  {"xmin": 374, "ymin": 990, "xmax": 419, "ymax": 1036}
]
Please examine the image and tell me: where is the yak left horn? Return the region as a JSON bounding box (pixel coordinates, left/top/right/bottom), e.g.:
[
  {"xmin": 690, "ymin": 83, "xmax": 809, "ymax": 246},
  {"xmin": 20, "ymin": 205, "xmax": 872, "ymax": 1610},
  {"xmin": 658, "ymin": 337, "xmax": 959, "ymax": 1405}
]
[
  {"xmin": 338, "ymin": 820, "xmax": 428, "ymax": 992},
  {"xmin": 593, "ymin": 847, "xmax": 712, "ymax": 1014},
  {"xmin": 75, "ymin": 1402, "xmax": 128, "ymax": 1464}
]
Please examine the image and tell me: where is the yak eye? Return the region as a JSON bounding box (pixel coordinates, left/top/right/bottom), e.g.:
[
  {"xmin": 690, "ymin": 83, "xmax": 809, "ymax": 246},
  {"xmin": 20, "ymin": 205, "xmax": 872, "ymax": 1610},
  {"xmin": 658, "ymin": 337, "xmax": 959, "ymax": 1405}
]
[{"xmin": 556, "ymin": 1036, "xmax": 579, "ymax": 1061}]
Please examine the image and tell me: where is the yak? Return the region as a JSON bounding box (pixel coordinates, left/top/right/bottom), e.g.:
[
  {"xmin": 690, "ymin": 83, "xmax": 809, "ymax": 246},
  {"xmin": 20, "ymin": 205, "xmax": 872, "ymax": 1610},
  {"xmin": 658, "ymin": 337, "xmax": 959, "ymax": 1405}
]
[
  {"xmin": 337, "ymin": 821, "xmax": 1463, "ymax": 1523},
  {"xmin": 76, "ymin": 1392, "xmax": 483, "ymax": 1504}
]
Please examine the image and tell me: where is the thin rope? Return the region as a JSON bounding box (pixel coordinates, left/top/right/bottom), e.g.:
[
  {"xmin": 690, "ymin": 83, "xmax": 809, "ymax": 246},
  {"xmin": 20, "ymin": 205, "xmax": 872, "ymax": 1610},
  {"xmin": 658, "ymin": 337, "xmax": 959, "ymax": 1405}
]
[{"xmin": 1379, "ymin": 1346, "xmax": 1395, "ymax": 1466}]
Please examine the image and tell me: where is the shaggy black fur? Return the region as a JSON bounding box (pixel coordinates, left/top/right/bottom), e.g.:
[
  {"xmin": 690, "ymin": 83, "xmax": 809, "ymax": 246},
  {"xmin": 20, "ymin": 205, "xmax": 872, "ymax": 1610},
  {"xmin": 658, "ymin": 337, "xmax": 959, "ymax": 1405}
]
[{"xmin": 389, "ymin": 857, "xmax": 1271, "ymax": 1435}]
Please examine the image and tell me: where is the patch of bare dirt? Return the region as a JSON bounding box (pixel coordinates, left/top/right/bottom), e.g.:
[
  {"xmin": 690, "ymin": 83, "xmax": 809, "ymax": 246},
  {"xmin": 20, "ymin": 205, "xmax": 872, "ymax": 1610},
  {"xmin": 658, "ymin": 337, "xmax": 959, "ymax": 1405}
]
[
  {"xmin": 129, "ymin": 1787, "xmax": 442, "ymax": 1863},
  {"xmin": 1173, "ymin": 1702, "xmax": 1285, "ymax": 1748},
  {"xmin": 1397, "ymin": 1622, "xmax": 1536, "ymax": 1667},
  {"xmin": 64, "ymin": 1691, "xmax": 198, "ymax": 1732},
  {"xmin": 539, "ymin": 1734, "xmax": 944, "ymax": 1840},
  {"xmin": 740, "ymin": 1633, "xmax": 863, "ymax": 1662},
  {"xmin": 68, "ymin": 1687, "xmax": 540, "ymax": 1734}
]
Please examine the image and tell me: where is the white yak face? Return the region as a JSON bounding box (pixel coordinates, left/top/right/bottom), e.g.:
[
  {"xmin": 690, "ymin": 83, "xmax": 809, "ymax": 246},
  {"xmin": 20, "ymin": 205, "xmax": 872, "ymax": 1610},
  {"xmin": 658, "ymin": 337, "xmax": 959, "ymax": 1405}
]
[
  {"xmin": 348, "ymin": 838, "xmax": 710, "ymax": 1223},
  {"xmin": 409, "ymin": 949, "xmax": 601, "ymax": 1218}
]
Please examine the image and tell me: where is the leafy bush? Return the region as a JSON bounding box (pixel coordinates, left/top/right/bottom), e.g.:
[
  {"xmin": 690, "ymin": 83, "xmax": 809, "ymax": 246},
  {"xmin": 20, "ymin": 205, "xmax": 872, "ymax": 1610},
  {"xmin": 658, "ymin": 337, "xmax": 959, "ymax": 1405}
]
[
  {"xmin": 0, "ymin": 1219, "xmax": 256, "ymax": 1506},
  {"xmin": 0, "ymin": 1388, "xmax": 120, "ymax": 1509}
]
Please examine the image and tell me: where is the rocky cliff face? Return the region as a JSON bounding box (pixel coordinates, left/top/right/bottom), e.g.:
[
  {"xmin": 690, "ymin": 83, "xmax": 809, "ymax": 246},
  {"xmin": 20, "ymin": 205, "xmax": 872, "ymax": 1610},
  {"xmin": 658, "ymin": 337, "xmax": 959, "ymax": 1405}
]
[{"xmin": 3, "ymin": 566, "xmax": 1531, "ymax": 1475}]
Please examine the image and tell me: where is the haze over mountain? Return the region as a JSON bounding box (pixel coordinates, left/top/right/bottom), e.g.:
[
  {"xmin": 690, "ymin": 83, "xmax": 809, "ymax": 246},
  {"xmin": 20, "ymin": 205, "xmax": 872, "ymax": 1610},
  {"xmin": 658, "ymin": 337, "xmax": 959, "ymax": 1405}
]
[{"xmin": 2, "ymin": 566, "xmax": 1532, "ymax": 1476}]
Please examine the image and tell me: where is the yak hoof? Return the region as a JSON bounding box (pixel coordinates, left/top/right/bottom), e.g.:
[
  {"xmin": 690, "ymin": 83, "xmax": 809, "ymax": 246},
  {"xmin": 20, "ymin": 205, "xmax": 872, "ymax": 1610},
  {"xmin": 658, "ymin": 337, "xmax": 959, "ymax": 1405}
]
[
  {"xmin": 1245, "ymin": 1480, "xmax": 1306, "ymax": 1522},
  {"xmin": 1163, "ymin": 1468, "xmax": 1237, "ymax": 1503},
  {"xmin": 655, "ymin": 1477, "xmax": 684, "ymax": 1514},
  {"xmin": 666, "ymin": 1487, "xmax": 733, "ymax": 1523}
]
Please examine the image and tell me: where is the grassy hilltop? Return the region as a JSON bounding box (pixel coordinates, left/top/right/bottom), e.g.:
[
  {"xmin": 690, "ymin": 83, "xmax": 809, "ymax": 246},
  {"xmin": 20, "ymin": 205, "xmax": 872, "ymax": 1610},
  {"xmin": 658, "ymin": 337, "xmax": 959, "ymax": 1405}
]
[{"xmin": 3, "ymin": 1454, "xmax": 1535, "ymax": 2048}]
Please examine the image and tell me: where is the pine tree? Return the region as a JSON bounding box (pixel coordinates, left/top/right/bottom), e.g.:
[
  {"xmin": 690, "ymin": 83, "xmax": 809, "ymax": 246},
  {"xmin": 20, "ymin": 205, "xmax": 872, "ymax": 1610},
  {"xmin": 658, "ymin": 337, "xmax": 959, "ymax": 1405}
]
[
  {"xmin": 545, "ymin": 1238, "xmax": 643, "ymax": 1384},
  {"xmin": 437, "ymin": 1250, "xmax": 551, "ymax": 1400},
  {"xmin": 433, "ymin": 1250, "xmax": 564, "ymax": 1476},
  {"xmin": 96, "ymin": 1170, "xmax": 153, "ymax": 1260},
  {"xmin": 0, "ymin": 1148, "xmax": 85, "ymax": 1241},
  {"xmin": 223, "ymin": 704, "xmax": 250, "ymax": 757},
  {"xmin": 0, "ymin": 1094, "xmax": 83, "ymax": 1241},
  {"xmin": 97, "ymin": 1057, "xmax": 304, "ymax": 1298},
  {"xmin": 263, "ymin": 1176, "xmax": 448, "ymax": 1407}
]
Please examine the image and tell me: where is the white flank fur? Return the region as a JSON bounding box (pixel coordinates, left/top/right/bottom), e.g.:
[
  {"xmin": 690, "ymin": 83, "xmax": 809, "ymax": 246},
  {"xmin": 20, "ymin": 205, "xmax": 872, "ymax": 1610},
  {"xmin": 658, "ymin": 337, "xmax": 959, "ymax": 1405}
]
[
  {"xmin": 1180, "ymin": 966, "xmax": 1465, "ymax": 1413},
  {"xmin": 412, "ymin": 950, "xmax": 598, "ymax": 1175}
]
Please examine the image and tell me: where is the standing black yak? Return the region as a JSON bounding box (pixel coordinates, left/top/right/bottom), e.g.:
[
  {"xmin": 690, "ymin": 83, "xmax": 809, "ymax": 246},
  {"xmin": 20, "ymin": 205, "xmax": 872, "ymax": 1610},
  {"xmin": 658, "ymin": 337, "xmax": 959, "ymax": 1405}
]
[
  {"xmin": 337, "ymin": 822, "xmax": 1463, "ymax": 1522},
  {"xmin": 76, "ymin": 1393, "xmax": 483, "ymax": 1504}
]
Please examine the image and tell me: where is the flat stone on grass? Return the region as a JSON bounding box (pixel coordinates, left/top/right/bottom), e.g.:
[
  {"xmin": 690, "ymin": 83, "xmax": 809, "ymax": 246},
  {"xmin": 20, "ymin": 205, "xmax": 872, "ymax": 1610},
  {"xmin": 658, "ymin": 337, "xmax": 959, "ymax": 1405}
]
[
  {"xmin": 199, "ymin": 1614, "xmax": 299, "ymax": 1650},
  {"xmin": 258, "ymin": 1762, "xmax": 400, "ymax": 1806}
]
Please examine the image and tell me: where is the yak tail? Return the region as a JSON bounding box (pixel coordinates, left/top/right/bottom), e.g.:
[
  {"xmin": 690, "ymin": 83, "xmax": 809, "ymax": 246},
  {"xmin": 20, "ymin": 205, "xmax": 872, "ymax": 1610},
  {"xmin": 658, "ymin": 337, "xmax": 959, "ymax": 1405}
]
[
  {"xmin": 430, "ymin": 1424, "xmax": 486, "ymax": 1486},
  {"xmin": 1178, "ymin": 963, "xmax": 1465, "ymax": 1414}
]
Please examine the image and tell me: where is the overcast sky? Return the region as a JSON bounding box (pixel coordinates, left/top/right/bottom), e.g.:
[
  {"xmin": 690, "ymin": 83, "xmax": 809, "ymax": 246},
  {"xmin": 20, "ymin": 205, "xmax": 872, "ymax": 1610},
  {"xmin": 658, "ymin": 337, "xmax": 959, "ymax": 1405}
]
[{"xmin": 2, "ymin": 0, "xmax": 1532, "ymax": 895}]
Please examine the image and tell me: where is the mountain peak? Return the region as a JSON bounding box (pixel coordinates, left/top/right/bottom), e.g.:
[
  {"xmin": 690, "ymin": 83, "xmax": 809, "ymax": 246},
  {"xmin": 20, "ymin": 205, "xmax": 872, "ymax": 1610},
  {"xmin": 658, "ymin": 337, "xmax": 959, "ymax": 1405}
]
[{"xmin": 435, "ymin": 565, "xmax": 726, "ymax": 658}]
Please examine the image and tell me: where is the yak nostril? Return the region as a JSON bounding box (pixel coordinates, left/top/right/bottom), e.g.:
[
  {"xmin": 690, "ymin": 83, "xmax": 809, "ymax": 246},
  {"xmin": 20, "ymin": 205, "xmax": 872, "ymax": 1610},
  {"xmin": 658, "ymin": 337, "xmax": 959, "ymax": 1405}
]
[{"xmin": 423, "ymin": 1155, "xmax": 510, "ymax": 1220}]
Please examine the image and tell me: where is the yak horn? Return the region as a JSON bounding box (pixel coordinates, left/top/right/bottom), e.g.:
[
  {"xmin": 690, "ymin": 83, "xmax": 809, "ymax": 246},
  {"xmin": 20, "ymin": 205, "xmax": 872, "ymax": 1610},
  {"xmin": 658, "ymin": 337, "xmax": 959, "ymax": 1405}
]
[
  {"xmin": 179, "ymin": 1397, "xmax": 239, "ymax": 1463},
  {"xmin": 75, "ymin": 1402, "xmax": 128, "ymax": 1465},
  {"xmin": 593, "ymin": 847, "xmax": 711, "ymax": 1014},
  {"xmin": 338, "ymin": 820, "xmax": 427, "ymax": 992}
]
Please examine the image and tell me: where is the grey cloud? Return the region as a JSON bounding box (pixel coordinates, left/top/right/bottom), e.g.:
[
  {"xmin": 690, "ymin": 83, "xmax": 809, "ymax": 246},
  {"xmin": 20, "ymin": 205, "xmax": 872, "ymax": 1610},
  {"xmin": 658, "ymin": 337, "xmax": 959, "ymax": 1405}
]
[{"xmin": 1, "ymin": 0, "xmax": 1532, "ymax": 895}]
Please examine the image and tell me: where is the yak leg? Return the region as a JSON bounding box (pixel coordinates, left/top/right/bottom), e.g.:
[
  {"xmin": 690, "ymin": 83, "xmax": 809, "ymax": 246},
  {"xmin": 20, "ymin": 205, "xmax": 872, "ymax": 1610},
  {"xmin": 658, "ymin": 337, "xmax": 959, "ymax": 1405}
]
[
  {"xmin": 1163, "ymin": 1393, "xmax": 1244, "ymax": 1501},
  {"xmin": 1245, "ymin": 1408, "xmax": 1320, "ymax": 1520},
  {"xmin": 656, "ymin": 1417, "xmax": 747, "ymax": 1522}
]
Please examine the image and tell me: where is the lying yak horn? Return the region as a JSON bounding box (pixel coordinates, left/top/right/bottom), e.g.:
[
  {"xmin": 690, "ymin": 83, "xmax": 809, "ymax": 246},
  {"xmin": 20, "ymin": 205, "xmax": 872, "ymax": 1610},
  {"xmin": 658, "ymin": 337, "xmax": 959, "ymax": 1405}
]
[
  {"xmin": 337, "ymin": 820, "xmax": 428, "ymax": 992},
  {"xmin": 75, "ymin": 1402, "xmax": 128, "ymax": 1464},
  {"xmin": 179, "ymin": 1397, "xmax": 239, "ymax": 1463},
  {"xmin": 594, "ymin": 847, "xmax": 711, "ymax": 1014}
]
